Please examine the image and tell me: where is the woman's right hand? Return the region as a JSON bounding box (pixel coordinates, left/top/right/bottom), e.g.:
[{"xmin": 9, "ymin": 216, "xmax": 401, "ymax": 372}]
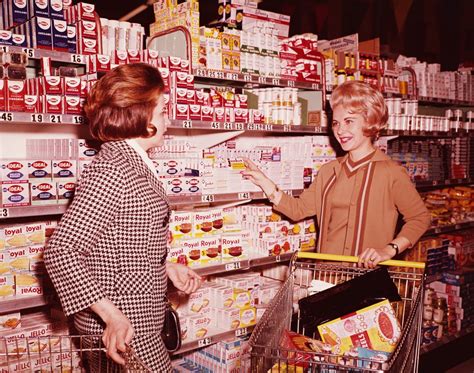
[
  {"xmin": 91, "ymin": 298, "xmax": 135, "ymax": 365},
  {"xmin": 241, "ymin": 158, "xmax": 276, "ymax": 196}
]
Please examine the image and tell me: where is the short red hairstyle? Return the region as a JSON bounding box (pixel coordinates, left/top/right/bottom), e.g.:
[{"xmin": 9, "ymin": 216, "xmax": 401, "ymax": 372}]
[
  {"xmin": 84, "ymin": 63, "xmax": 165, "ymax": 142},
  {"xmin": 330, "ymin": 81, "xmax": 388, "ymax": 140}
]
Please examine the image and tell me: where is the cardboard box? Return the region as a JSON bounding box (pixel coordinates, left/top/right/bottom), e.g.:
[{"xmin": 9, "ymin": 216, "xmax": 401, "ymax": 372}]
[
  {"xmin": 318, "ymin": 299, "xmax": 402, "ymax": 355},
  {"xmin": 56, "ymin": 180, "xmax": 76, "ymax": 204},
  {"xmin": 28, "ymin": 160, "xmax": 52, "ymax": 180},
  {"xmin": 1, "ymin": 160, "xmax": 28, "ymax": 183},
  {"xmin": 52, "ymin": 19, "xmax": 68, "ymax": 51},
  {"xmin": 30, "ymin": 180, "xmax": 57, "ymax": 205},
  {"xmin": 1, "ymin": 182, "xmax": 30, "ymax": 207},
  {"xmin": 6, "ymin": 80, "xmax": 26, "ymax": 112}
]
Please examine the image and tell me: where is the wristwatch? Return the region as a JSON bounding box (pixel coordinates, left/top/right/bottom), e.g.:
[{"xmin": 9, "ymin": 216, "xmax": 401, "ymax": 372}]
[
  {"xmin": 387, "ymin": 242, "xmax": 399, "ymax": 256},
  {"xmin": 267, "ymin": 185, "xmax": 280, "ymax": 204}
]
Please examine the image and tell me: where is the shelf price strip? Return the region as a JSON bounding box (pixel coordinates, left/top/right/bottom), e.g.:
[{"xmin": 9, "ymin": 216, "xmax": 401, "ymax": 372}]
[
  {"xmin": 1, "ymin": 208, "xmax": 9, "ymax": 218},
  {"xmin": 0, "ymin": 112, "xmax": 13, "ymax": 122},
  {"xmin": 197, "ymin": 337, "xmax": 212, "ymax": 348},
  {"xmin": 235, "ymin": 327, "xmax": 248, "ymax": 337},
  {"xmin": 224, "ymin": 262, "xmax": 241, "ymax": 271}
]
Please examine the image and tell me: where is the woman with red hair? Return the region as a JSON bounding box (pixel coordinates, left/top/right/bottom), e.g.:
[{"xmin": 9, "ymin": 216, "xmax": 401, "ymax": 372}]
[
  {"xmin": 243, "ymin": 81, "xmax": 430, "ymax": 268},
  {"xmin": 45, "ymin": 63, "xmax": 201, "ymax": 371}
]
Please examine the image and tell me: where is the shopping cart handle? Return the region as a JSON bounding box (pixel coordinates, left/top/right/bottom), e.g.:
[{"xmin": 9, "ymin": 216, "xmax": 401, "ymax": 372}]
[{"xmin": 297, "ymin": 252, "xmax": 425, "ymax": 269}]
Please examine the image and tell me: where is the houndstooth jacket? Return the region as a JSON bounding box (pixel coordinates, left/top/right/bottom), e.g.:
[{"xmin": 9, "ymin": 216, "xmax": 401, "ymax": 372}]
[{"xmin": 44, "ymin": 140, "xmax": 172, "ymax": 371}]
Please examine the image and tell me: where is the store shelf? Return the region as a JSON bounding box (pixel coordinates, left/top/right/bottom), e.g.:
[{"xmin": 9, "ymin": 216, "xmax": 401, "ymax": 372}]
[
  {"xmin": 193, "ymin": 68, "xmax": 323, "ymax": 90},
  {"xmin": 168, "ymin": 189, "xmax": 303, "ymax": 206},
  {"xmin": 0, "ymin": 205, "xmax": 67, "ymax": 220},
  {"xmin": 0, "ymin": 294, "xmax": 50, "ymax": 313},
  {"xmin": 423, "ymin": 221, "xmax": 474, "ymax": 237},
  {"xmin": 2, "ymin": 45, "xmax": 87, "ymax": 65},
  {"xmin": 195, "ymin": 253, "xmax": 293, "ymax": 277},
  {"xmin": 415, "ymin": 178, "xmax": 474, "ymax": 189},
  {"xmin": 421, "ymin": 325, "xmax": 474, "ymax": 355},
  {"xmin": 0, "ymin": 112, "xmax": 85, "ymax": 126},
  {"xmin": 168, "ymin": 119, "xmax": 328, "ymax": 134},
  {"xmin": 418, "ymin": 96, "xmax": 474, "ymax": 107},
  {"xmin": 381, "ymin": 129, "xmax": 461, "ymax": 138},
  {"xmin": 174, "ymin": 325, "xmax": 255, "ymax": 355}
]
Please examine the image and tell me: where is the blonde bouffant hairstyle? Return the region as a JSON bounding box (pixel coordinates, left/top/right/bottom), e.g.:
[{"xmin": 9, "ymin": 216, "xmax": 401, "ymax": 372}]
[{"xmin": 330, "ymin": 81, "xmax": 388, "ymax": 140}]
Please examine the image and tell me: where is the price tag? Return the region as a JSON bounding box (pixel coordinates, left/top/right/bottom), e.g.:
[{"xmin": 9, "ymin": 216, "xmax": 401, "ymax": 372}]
[
  {"xmin": 0, "ymin": 208, "xmax": 9, "ymax": 218},
  {"xmin": 243, "ymin": 74, "xmax": 252, "ymax": 82},
  {"xmin": 283, "ymin": 125, "xmax": 291, "ymax": 132},
  {"xmin": 311, "ymin": 83, "xmax": 319, "ymax": 90},
  {"xmin": 272, "ymin": 78, "xmax": 281, "ymax": 86},
  {"xmin": 211, "ymin": 121, "xmax": 220, "ymax": 129},
  {"xmin": 225, "ymin": 262, "xmax": 241, "ymax": 271},
  {"xmin": 235, "ymin": 123, "xmax": 244, "ymax": 130},
  {"xmin": 70, "ymin": 54, "xmax": 84, "ymax": 64},
  {"xmin": 182, "ymin": 120, "xmax": 192, "ymax": 128},
  {"xmin": 255, "ymin": 124, "xmax": 263, "ymax": 131},
  {"xmin": 31, "ymin": 113, "xmax": 44, "ymax": 123},
  {"xmin": 264, "ymin": 124, "xmax": 273, "ymax": 131},
  {"xmin": 238, "ymin": 192, "xmax": 250, "ymax": 200},
  {"xmin": 195, "ymin": 69, "xmax": 206, "ymax": 77},
  {"xmin": 197, "ymin": 337, "xmax": 212, "ymax": 348},
  {"xmin": 258, "ymin": 76, "xmax": 267, "ymax": 84},
  {"xmin": 287, "ymin": 80, "xmax": 295, "ymax": 87},
  {"xmin": 22, "ymin": 48, "xmax": 35, "ymax": 58},
  {"xmin": 314, "ymin": 127, "xmax": 324, "ymax": 133},
  {"xmin": 275, "ymin": 255, "xmax": 281, "ymax": 262},
  {"xmin": 72, "ymin": 115, "xmax": 84, "ymax": 125},
  {"xmin": 50, "ymin": 114, "xmax": 62, "ymax": 124},
  {"xmin": 226, "ymin": 72, "xmax": 238, "ymax": 80},
  {"xmin": 223, "ymin": 122, "xmax": 233, "ymax": 130},
  {"xmin": 247, "ymin": 124, "xmax": 255, "ymax": 131},
  {"xmin": 0, "ymin": 46, "xmax": 9, "ymax": 53},
  {"xmin": 0, "ymin": 112, "xmax": 13, "ymax": 122},
  {"xmin": 235, "ymin": 327, "xmax": 248, "ymax": 337},
  {"xmin": 201, "ymin": 194, "xmax": 215, "ymax": 203}
]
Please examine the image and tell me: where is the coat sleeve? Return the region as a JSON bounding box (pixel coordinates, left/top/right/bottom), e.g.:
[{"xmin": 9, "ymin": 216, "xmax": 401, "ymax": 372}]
[
  {"xmin": 273, "ymin": 176, "xmax": 319, "ymax": 222},
  {"xmin": 392, "ymin": 165, "xmax": 431, "ymax": 246},
  {"xmin": 44, "ymin": 162, "xmax": 124, "ymax": 316}
]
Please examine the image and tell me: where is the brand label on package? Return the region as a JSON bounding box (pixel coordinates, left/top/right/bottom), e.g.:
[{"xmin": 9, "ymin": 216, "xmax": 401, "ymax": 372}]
[
  {"xmin": 2, "ymin": 183, "xmax": 30, "ymax": 207},
  {"xmin": 29, "ymin": 0, "xmax": 50, "ymax": 18},
  {"xmin": 31, "ymin": 181, "xmax": 57, "ymax": 205},
  {"xmin": 52, "ymin": 19, "xmax": 68, "ymax": 51},
  {"xmin": 1, "ymin": 160, "xmax": 28, "ymax": 182},
  {"xmin": 49, "ymin": 0, "xmax": 64, "ymax": 19},
  {"xmin": 31, "ymin": 17, "xmax": 53, "ymax": 49},
  {"xmin": 28, "ymin": 160, "xmax": 51, "ymax": 179},
  {"xmin": 52, "ymin": 160, "xmax": 76, "ymax": 179},
  {"xmin": 7, "ymin": 80, "xmax": 26, "ymax": 112},
  {"xmin": 57, "ymin": 180, "xmax": 76, "ymax": 203}
]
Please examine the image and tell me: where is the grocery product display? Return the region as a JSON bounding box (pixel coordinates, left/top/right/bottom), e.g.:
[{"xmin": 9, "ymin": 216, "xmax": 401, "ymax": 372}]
[{"xmin": 0, "ymin": 0, "xmax": 473, "ymax": 372}]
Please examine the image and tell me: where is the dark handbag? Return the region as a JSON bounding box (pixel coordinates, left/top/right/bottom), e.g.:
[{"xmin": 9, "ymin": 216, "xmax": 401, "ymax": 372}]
[{"xmin": 161, "ymin": 299, "xmax": 182, "ymax": 353}]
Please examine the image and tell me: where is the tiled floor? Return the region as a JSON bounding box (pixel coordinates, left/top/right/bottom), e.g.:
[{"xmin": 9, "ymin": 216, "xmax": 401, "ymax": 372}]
[{"xmin": 446, "ymin": 358, "xmax": 474, "ymax": 373}]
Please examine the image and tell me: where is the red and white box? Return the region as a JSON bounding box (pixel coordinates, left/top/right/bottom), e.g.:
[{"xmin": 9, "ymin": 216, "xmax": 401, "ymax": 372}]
[
  {"xmin": 171, "ymin": 71, "xmax": 188, "ymax": 88},
  {"xmin": 173, "ymin": 104, "xmax": 189, "ymax": 120},
  {"xmin": 189, "ymin": 104, "xmax": 201, "ymax": 120},
  {"xmin": 64, "ymin": 96, "xmax": 81, "ymax": 114},
  {"xmin": 28, "ymin": 160, "xmax": 52, "ymax": 180},
  {"xmin": 76, "ymin": 20, "xmax": 98, "ymax": 39},
  {"xmin": 168, "ymin": 56, "xmax": 182, "ymax": 72},
  {"xmin": 112, "ymin": 50, "xmax": 128, "ymax": 65},
  {"xmin": 127, "ymin": 50, "xmax": 141, "ymax": 64},
  {"xmin": 44, "ymin": 95, "xmax": 63, "ymax": 113},
  {"xmin": 251, "ymin": 109, "xmax": 265, "ymax": 124},
  {"xmin": 24, "ymin": 95, "xmax": 42, "ymax": 113},
  {"xmin": 141, "ymin": 49, "xmax": 159, "ymax": 64},
  {"xmin": 160, "ymin": 56, "xmax": 169, "ymax": 69},
  {"xmin": 78, "ymin": 37, "xmax": 99, "ymax": 55},
  {"xmin": 181, "ymin": 59, "xmax": 190, "ymax": 73},
  {"xmin": 65, "ymin": 2, "xmax": 95, "ymax": 23},
  {"xmin": 201, "ymin": 106, "xmax": 214, "ymax": 121},
  {"xmin": 52, "ymin": 160, "xmax": 76, "ymax": 179},
  {"xmin": 186, "ymin": 73, "xmax": 194, "ymax": 89},
  {"xmin": 195, "ymin": 90, "xmax": 209, "ymax": 106},
  {"xmin": 63, "ymin": 77, "xmax": 81, "ymax": 96},
  {"xmin": 235, "ymin": 94, "xmax": 248, "ymax": 108},
  {"xmin": 234, "ymin": 108, "xmax": 248, "ymax": 122},
  {"xmin": 56, "ymin": 180, "xmax": 76, "ymax": 204},
  {"xmin": 80, "ymin": 79, "xmax": 88, "ymax": 97},
  {"xmin": 158, "ymin": 67, "xmax": 170, "ymax": 89},
  {"xmin": 30, "ymin": 181, "xmax": 57, "ymax": 205},
  {"xmin": 173, "ymin": 88, "xmax": 188, "ymax": 104},
  {"xmin": 42, "ymin": 76, "xmax": 63, "ymax": 95},
  {"xmin": 214, "ymin": 107, "xmax": 225, "ymax": 121},
  {"xmin": 2, "ymin": 183, "xmax": 30, "ymax": 207},
  {"xmin": 186, "ymin": 89, "xmax": 196, "ymax": 104},
  {"xmin": 1, "ymin": 160, "xmax": 28, "ymax": 183},
  {"xmin": 0, "ymin": 80, "xmax": 6, "ymax": 111},
  {"xmin": 87, "ymin": 54, "xmax": 111, "ymax": 73},
  {"xmin": 6, "ymin": 80, "xmax": 26, "ymax": 112}
]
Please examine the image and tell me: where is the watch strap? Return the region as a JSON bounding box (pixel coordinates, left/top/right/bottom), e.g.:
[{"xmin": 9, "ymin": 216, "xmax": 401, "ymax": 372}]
[{"xmin": 388, "ymin": 242, "xmax": 399, "ymax": 256}]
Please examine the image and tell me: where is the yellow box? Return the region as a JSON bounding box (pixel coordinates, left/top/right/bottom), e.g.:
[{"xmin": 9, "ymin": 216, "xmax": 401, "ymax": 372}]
[
  {"xmin": 233, "ymin": 288, "xmax": 251, "ymax": 309},
  {"xmin": 317, "ymin": 299, "xmax": 401, "ymax": 355},
  {"xmin": 239, "ymin": 306, "xmax": 256, "ymax": 327}
]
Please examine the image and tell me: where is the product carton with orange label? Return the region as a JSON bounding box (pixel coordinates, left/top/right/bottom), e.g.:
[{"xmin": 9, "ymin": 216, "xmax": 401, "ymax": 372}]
[
  {"xmin": 188, "ymin": 307, "xmax": 213, "ymax": 340},
  {"xmin": 317, "ymin": 299, "xmax": 401, "ymax": 355},
  {"xmin": 182, "ymin": 238, "xmax": 202, "ymax": 268},
  {"xmin": 221, "ymin": 233, "xmax": 246, "ymax": 262},
  {"xmin": 199, "ymin": 235, "xmax": 222, "ymax": 265},
  {"xmin": 169, "ymin": 210, "xmax": 193, "ymax": 241},
  {"xmin": 216, "ymin": 307, "xmax": 241, "ymax": 330}
]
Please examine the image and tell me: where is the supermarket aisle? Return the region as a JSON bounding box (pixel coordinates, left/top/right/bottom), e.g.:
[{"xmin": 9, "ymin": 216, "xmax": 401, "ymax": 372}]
[{"xmin": 446, "ymin": 358, "xmax": 474, "ymax": 373}]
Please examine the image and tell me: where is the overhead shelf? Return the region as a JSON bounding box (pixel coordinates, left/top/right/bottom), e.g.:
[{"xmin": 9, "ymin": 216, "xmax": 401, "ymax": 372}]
[
  {"xmin": 2, "ymin": 45, "xmax": 87, "ymax": 65},
  {"xmin": 423, "ymin": 221, "xmax": 474, "ymax": 237},
  {"xmin": 193, "ymin": 68, "xmax": 323, "ymax": 90},
  {"xmin": 0, "ymin": 294, "xmax": 50, "ymax": 313},
  {"xmin": 421, "ymin": 325, "xmax": 474, "ymax": 355},
  {"xmin": 415, "ymin": 178, "xmax": 473, "ymax": 189}
]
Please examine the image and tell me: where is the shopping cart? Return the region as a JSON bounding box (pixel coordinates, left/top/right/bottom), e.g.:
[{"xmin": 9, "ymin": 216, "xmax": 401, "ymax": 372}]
[
  {"xmin": 0, "ymin": 334, "xmax": 151, "ymax": 372},
  {"xmin": 247, "ymin": 252, "xmax": 426, "ymax": 373}
]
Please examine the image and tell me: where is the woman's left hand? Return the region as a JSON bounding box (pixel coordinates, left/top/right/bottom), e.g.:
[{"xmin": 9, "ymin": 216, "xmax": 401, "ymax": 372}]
[
  {"xmin": 358, "ymin": 246, "xmax": 396, "ymax": 268},
  {"xmin": 166, "ymin": 262, "xmax": 202, "ymax": 294}
]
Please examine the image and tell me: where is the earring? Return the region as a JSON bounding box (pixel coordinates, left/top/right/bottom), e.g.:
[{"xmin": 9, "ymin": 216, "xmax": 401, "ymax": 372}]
[{"xmin": 147, "ymin": 124, "xmax": 157, "ymax": 137}]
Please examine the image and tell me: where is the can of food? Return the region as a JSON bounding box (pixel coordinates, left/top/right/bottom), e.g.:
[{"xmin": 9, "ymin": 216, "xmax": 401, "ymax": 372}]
[
  {"xmin": 423, "ymin": 304, "xmax": 434, "ymax": 321},
  {"xmin": 445, "ymin": 109, "xmax": 454, "ymax": 119},
  {"xmin": 400, "ymin": 115, "xmax": 408, "ymax": 131},
  {"xmin": 441, "ymin": 118, "xmax": 450, "ymax": 132},
  {"xmin": 263, "ymin": 103, "xmax": 272, "ymax": 123},
  {"xmin": 422, "ymin": 320, "xmax": 434, "ymax": 345},
  {"xmin": 393, "ymin": 98, "xmax": 402, "ymax": 114},
  {"xmin": 386, "ymin": 98, "xmax": 394, "ymax": 115},
  {"xmin": 264, "ymin": 88, "xmax": 272, "ymax": 104},
  {"xmin": 424, "ymin": 287, "xmax": 435, "ymax": 305},
  {"xmin": 283, "ymin": 89, "xmax": 293, "ymax": 107}
]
